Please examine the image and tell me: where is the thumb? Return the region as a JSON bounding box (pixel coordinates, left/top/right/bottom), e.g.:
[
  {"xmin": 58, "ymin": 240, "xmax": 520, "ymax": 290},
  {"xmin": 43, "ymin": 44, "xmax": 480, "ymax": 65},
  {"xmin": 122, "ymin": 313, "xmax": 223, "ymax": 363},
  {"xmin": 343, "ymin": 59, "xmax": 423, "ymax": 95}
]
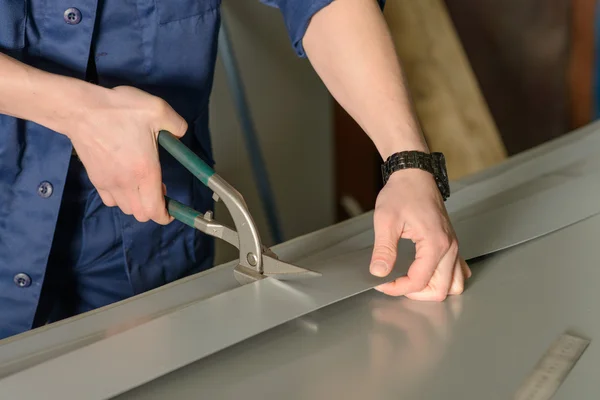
[
  {"xmin": 159, "ymin": 102, "xmax": 188, "ymax": 139},
  {"xmin": 370, "ymin": 224, "xmax": 399, "ymax": 277}
]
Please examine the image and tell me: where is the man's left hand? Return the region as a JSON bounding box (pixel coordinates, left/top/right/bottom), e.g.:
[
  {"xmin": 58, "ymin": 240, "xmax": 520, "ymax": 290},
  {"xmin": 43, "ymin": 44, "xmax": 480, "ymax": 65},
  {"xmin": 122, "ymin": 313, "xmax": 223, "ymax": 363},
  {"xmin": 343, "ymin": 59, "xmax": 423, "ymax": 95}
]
[{"xmin": 369, "ymin": 169, "xmax": 471, "ymax": 301}]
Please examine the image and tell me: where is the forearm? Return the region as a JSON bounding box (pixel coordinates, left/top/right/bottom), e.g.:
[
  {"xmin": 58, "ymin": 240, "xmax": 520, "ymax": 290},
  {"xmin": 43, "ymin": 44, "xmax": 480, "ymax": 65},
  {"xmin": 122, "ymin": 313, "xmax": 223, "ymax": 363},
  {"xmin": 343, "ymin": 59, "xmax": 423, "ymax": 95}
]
[
  {"xmin": 303, "ymin": 0, "xmax": 427, "ymax": 159},
  {"xmin": 0, "ymin": 52, "xmax": 100, "ymax": 137}
]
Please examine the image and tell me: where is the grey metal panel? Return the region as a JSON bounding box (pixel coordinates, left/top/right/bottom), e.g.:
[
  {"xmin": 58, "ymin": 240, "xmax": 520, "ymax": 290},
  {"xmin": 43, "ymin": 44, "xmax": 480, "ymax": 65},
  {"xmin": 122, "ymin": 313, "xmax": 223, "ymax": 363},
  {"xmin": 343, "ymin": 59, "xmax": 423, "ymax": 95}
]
[
  {"xmin": 446, "ymin": 120, "xmax": 600, "ymax": 209},
  {"xmin": 117, "ymin": 213, "xmax": 600, "ymax": 400},
  {"xmin": 452, "ymin": 174, "xmax": 600, "ymax": 259},
  {"xmin": 2, "ymin": 168, "xmax": 600, "ymax": 399},
  {"xmin": 1, "ymin": 123, "xmax": 600, "ymax": 398},
  {"xmin": 0, "ymin": 212, "xmax": 374, "ymax": 377},
  {"xmin": 0, "ymin": 237, "xmax": 417, "ymax": 400},
  {"xmin": 2, "ymin": 118, "xmax": 595, "ymax": 377},
  {"xmin": 446, "ymin": 118, "xmax": 590, "ymax": 195}
]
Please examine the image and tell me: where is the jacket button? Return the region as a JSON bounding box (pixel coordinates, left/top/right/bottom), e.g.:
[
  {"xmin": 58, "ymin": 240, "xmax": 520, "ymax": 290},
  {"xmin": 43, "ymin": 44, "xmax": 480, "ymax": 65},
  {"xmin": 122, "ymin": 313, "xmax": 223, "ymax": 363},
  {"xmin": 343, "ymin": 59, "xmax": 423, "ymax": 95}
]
[
  {"xmin": 38, "ymin": 181, "xmax": 53, "ymax": 198},
  {"xmin": 64, "ymin": 8, "xmax": 82, "ymax": 25},
  {"xmin": 14, "ymin": 273, "xmax": 32, "ymax": 288}
]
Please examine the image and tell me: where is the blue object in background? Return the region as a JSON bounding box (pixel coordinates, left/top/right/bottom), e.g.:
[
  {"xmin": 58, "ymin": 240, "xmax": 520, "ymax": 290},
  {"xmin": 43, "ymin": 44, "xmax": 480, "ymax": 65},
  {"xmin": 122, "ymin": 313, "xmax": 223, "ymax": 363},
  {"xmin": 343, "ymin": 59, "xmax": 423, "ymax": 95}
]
[
  {"xmin": 218, "ymin": 16, "xmax": 285, "ymax": 244},
  {"xmin": 594, "ymin": 2, "xmax": 600, "ymax": 118}
]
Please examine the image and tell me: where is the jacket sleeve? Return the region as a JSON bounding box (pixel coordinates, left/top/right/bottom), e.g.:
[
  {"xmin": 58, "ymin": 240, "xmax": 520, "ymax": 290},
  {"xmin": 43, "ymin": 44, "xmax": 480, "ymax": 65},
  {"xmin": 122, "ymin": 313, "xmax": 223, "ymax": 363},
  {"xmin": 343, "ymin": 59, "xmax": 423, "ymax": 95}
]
[{"xmin": 260, "ymin": 0, "xmax": 386, "ymax": 57}]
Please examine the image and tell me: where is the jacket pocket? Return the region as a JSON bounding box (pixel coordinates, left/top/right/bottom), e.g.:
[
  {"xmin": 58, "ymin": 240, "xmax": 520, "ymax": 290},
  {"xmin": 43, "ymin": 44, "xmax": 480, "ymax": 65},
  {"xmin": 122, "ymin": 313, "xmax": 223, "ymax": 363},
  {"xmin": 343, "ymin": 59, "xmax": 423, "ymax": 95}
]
[
  {"xmin": 0, "ymin": 1, "xmax": 26, "ymax": 50},
  {"xmin": 155, "ymin": 0, "xmax": 220, "ymax": 24}
]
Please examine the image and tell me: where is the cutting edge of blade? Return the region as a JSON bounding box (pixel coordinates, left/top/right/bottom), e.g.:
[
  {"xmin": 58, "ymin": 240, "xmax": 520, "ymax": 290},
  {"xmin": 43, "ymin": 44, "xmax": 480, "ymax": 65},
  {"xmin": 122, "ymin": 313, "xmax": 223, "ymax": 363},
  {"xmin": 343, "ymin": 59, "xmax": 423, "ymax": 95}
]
[{"xmin": 261, "ymin": 254, "xmax": 322, "ymax": 279}]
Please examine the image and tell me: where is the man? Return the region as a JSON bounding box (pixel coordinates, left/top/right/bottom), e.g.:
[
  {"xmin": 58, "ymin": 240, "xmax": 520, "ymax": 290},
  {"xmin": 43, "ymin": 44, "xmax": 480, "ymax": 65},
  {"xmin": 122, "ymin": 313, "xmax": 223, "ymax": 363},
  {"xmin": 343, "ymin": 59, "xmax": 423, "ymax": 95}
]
[{"xmin": 0, "ymin": 0, "xmax": 470, "ymax": 340}]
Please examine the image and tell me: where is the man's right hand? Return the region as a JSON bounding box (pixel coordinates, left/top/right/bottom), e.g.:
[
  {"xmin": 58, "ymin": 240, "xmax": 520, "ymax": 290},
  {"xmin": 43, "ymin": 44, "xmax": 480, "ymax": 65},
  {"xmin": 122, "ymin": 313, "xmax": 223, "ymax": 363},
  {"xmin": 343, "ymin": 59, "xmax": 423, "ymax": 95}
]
[
  {"xmin": 0, "ymin": 54, "xmax": 186, "ymax": 224},
  {"xmin": 66, "ymin": 86, "xmax": 187, "ymax": 225}
]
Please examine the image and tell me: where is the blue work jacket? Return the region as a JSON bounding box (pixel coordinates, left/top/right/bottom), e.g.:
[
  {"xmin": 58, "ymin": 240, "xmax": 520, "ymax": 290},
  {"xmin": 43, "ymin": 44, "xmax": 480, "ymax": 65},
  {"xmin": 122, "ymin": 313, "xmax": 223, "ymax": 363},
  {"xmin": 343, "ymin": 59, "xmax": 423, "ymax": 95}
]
[{"xmin": 0, "ymin": 0, "xmax": 353, "ymax": 336}]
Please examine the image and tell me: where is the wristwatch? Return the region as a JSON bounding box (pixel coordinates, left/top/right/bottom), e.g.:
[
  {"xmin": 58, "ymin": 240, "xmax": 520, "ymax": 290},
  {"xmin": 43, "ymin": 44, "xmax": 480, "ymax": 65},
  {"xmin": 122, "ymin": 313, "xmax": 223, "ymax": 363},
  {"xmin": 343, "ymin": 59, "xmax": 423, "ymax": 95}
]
[{"xmin": 381, "ymin": 150, "xmax": 451, "ymax": 201}]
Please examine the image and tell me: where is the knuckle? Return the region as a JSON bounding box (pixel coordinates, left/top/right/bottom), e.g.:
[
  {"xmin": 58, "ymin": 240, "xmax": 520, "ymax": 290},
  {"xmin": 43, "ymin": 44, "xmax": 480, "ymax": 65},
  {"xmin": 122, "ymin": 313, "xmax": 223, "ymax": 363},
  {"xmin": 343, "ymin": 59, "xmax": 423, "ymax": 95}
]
[
  {"xmin": 141, "ymin": 199, "xmax": 158, "ymax": 214},
  {"xmin": 132, "ymin": 205, "xmax": 148, "ymax": 222},
  {"xmin": 374, "ymin": 240, "xmax": 397, "ymax": 257},
  {"xmin": 411, "ymin": 280, "xmax": 428, "ymax": 293},
  {"xmin": 178, "ymin": 118, "xmax": 188, "ymax": 135},
  {"xmin": 446, "ymin": 238, "xmax": 459, "ymax": 255},
  {"xmin": 139, "ymin": 196, "xmax": 166, "ymax": 222},
  {"xmin": 139, "ymin": 197, "xmax": 163, "ymax": 218},
  {"xmin": 101, "ymin": 197, "xmax": 115, "ymax": 207},
  {"xmin": 114, "ymin": 171, "xmax": 133, "ymax": 188},
  {"xmin": 145, "ymin": 206, "xmax": 165, "ymax": 222},
  {"xmin": 89, "ymin": 175, "xmax": 109, "ymax": 191},
  {"xmin": 116, "ymin": 177, "xmax": 132, "ymax": 190},
  {"xmin": 153, "ymin": 215, "xmax": 170, "ymax": 225},
  {"xmin": 117, "ymin": 198, "xmax": 133, "ymax": 215},
  {"xmin": 433, "ymin": 232, "xmax": 452, "ymax": 252},
  {"xmin": 431, "ymin": 292, "xmax": 448, "ymax": 302},
  {"xmin": 134, "ymin": 213, "xmax": 149, "ymax": 223},
  {"xmin": 132, "ymin": 161, "xmax": 152, "ymax": 181},
  {"xmin": 373, "ymin": 205, "xmax": 395, "ymax": 224},
  {"xmin": 96, "ymin": 182, "xmax": 110, "ymax": 191},
  {"xmin": 152, "ymin": 97, "xmax": 170, "ymax": 117}
]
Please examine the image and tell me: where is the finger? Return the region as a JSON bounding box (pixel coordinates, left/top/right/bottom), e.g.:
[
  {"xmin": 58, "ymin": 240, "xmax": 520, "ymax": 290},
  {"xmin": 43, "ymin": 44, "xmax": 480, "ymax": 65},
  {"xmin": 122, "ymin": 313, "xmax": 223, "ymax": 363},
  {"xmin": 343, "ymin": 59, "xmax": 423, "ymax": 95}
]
[
  {"xmin": 158, "ymin": 102, "xmax": 188, "ymax": 138},
  {"xmin": 448, "ymin": 258, "xmax": 465, "ymax": 295},
  {"xmin": 97, "ymin": 189, "xmax": 116, "ymax": 207},
  {"xmin": 461, "ymin": 258, "xmax": 472, "ymax": 279},
  {"xmin": 138, "ymin": 166, "xmax": 171, "ymax": 225},
  {"xmin": 375, "ymin": 238, "xmax": 445, "ymax": 297},
  {"xmin": 127, "ymin": 187, "xmax": 150, "ymax": 223},
  {"xmin": 403, "ymin": 244, "xmax": 458, "ymax": 301},
  {"xmin": 369, "ymin": 216, "xmax": 401, "ymax": 277},
  {"xmin": 112, "ymin": 190, "xmax": 133, "ymax": 216},
  {"xmin": 162, "ymin": 183, "xmax": 167, "ymax": 196}
]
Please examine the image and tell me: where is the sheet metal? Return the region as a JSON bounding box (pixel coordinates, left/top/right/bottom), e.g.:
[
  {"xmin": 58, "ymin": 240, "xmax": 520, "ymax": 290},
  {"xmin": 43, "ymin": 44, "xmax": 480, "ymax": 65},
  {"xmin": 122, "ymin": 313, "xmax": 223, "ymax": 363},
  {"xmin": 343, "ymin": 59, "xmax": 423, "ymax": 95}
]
[
  {"xmin": 452, "ymin": 174, "xmax": 600, "ymax": 260},
  {"xmin": 0, "ymin": 215, "xmax": 372, "ymax": 378},
  {"xmin": 2, "ymin": 122, "xmax": 600, "ymax": 398},
  {"xmin": 2, "ymin": 169, "xmax": 600, "ymax": 399},
  {"xmin": 0, "ymin": 237, "xmax": 415, "ymax": 400},
  {"xmin": 115, "ymin": 213, "xmax": 600, "ymax": 400},
  {"xmin": 2, "ymin": 119, "xmax": 596, "ymax": 373},
  {"xmin": 447, "ymin": 119, "xmax": 600, "ymax": 208}
]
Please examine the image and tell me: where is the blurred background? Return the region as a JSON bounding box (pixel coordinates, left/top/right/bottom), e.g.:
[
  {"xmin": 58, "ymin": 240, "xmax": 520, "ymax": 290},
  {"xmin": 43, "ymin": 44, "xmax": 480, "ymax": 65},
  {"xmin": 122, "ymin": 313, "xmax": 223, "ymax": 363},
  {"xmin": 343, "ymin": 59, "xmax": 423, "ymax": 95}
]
[{"xmin": 210, "ymin": 0, "xmax": 596, "ymax": 263}]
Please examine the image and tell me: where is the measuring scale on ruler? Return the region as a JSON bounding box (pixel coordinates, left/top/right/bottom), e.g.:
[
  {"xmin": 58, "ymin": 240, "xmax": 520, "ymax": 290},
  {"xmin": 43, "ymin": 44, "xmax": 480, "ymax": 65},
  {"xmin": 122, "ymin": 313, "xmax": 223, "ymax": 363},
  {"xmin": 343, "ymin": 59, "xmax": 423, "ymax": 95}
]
[{"xmin": 514, "ymin": 332, "xmax": 590, "ymax": 400}]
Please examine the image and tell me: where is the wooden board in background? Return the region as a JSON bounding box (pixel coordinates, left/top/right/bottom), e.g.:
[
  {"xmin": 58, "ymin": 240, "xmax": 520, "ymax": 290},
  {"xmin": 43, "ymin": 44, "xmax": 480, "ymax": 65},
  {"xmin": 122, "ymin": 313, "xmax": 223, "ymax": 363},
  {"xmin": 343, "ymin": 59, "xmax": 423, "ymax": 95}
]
[
  {"xmin": 383, "ymin": 0, "xmax": 507, "ymax": 180},
  {"xmin": 567, "ymin": 0, "xmax": 597, "ymax": 129},
  {"xmin": 334, "ymin": 0, "xmax": 510, "ymax": 220}
]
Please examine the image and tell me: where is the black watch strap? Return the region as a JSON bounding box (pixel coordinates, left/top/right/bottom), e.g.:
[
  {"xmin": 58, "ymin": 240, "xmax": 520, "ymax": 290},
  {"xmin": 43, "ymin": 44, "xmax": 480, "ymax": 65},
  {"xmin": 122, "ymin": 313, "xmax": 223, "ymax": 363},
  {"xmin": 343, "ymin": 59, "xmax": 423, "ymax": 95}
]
[{"xmin": 381, "ymin": 151, "xmax": 451, "ymax": 201}]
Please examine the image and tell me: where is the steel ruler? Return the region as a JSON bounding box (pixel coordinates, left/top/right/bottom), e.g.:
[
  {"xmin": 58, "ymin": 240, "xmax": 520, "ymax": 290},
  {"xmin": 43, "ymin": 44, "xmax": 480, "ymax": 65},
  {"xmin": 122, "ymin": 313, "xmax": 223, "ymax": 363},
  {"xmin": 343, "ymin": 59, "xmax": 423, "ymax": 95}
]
[{"xmin": 514, "ymin": 332, "xmax": 590, "ymax": 400}]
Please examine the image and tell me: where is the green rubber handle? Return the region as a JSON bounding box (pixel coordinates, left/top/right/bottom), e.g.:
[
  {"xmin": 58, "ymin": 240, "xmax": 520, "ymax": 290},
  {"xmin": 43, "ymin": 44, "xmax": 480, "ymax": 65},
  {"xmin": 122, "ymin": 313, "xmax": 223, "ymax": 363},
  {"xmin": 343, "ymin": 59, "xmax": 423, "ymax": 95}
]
[
  {"xmin": 165, "ymin": 197, "xmax": 201, "ymax": 228},
  {"xmin": 158, "ymin": 130, "xmax": 215, "ymax": 185}
]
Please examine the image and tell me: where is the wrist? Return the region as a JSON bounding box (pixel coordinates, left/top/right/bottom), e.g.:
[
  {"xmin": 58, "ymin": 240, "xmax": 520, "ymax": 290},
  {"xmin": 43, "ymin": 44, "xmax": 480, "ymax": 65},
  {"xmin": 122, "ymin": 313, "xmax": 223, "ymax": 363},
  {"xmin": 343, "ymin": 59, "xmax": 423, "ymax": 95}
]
[
  {"xmin": 32, "ymin": 72, "xmax": 106, "ymax": 139},
  {"xmin": 370, "ymin": 125, "xmax": 429, "ymax": 160},
  {"xmin": 381, "ymin": 150, "xmax": 450, "ymax": 201},
  {"xmin": 378, "ymin": 139, "xmax": 429, "ymax": 160},
  {"xmin": 58, "ymin": 81, "xmax": 107, "ymax": 140}
]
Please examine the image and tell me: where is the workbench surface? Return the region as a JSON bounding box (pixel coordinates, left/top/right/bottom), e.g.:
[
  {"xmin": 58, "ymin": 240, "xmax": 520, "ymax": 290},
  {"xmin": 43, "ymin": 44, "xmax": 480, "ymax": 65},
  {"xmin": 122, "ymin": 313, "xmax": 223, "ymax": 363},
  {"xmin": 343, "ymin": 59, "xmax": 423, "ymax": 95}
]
[{"xmin": 2, "ymin": 122, "xmax": 600, "ymax": 399}]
